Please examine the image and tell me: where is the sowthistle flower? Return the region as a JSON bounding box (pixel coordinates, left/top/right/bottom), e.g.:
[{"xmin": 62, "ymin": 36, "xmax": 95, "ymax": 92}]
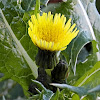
[
  {"xmin": 28, "ymin": 12, "xmax": 79, "ymax": 69},
  {"xmin": 28, "ymin": 12, "xmax": 79, "ymax": 51}
]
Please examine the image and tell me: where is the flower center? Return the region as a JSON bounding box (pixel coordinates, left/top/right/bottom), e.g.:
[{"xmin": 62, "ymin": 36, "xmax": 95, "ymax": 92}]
[{"xmin": 36, "ymin": 21, "xmax": 66, "ymax": 43}]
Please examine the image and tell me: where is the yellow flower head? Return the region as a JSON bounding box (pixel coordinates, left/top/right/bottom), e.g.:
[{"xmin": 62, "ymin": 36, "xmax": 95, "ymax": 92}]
[{"xmin": 28, "ymin": 12, "xmax": 79, "ymax": 51}]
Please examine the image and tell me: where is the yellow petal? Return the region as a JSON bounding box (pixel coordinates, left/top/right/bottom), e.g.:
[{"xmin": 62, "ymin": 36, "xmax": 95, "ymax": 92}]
[{"xmin": 28, "ymin": 12, "xmax": 79, "ymax": 51}]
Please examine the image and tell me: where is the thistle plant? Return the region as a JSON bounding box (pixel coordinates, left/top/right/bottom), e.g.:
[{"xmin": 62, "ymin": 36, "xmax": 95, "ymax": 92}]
[
  {"xmin": 0, "ymin": 0, "xmax": 100, "ymax": 100},
  {"xmin": 28, "ymin": 11, "xmax": 79, "ymax": 93}
]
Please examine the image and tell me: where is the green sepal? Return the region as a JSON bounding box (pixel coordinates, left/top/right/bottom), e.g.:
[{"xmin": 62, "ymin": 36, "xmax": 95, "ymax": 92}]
[{"xmin": 35, "ymin": 48, "xmax": 59, "ymax": 69}]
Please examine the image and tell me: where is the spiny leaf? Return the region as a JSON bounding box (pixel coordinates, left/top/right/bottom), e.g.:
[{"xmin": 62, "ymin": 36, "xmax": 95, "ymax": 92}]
[
  {"xmin": 31, "ymin": 80, "xmax": 54, "ymax": 100},
  {"xmin": 50, "ymin": 83, "xmax": 88, "ymax": 97},
  {"xmin": 0, "ymin": 0, "xmax": 39, "ymax": 96},
  {"xmin": 0, "ymin": 9, "xmax": 38, "ymax": 78},
  {"xmin": 50, "ymin": 83, "xmax": 98, "ymax": 100}
]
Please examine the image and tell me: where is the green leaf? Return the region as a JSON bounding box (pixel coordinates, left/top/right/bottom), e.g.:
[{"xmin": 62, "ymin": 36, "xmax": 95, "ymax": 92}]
[
  {"xmin": 32, "ymin": 80, "xmax": 54, "ymax": 100},
  {"xmin": 79, "ymin": 0, "xmax": 100, "ymax": 57},
  {"xmin": 0, "ymin": 0, "xmax": 50, "ymax": 96},
  {"xmin": 0, "ymin": 0, "xmax": 39, "ymax": 96},
  {"xmin": 32, "ymin": 80, "xmax": 47, "ymax": 91},
  {"xmin": 72, "ymin": 94, "xmax": 80, "ymax": 100},
  {"xmin": 76, "ymin": 53, "xmax": 97, "ymax": 79},
  {"xmin": 0, "ymin": 23, "xmax": 34, "ymax": 96},
  {"xmin": 50, "ymin": 83, "xmax": 97, "ymax": 100},
  {"xmin": 20, "ymin": 0, "xmax": 35, "ymax": 11},
  {"xmin": 23, "ymin": 10, "xmax": 34, "ymax": 23},
  {"xmin": 28, "ymin": 94, "xmax": 40, "ymax": 100},
  {"xmin": 50, "ymin": 89, "xmax": 71, "ymax": 100},
  {"xmin": 40, "ymin": 0, "xmax": 49, "ymax": 5},
  {"xmin": 0, "ymin": 8, "xmax": 38, "ymax": 78},
  {"xmin": 42, "ymin": 1, "xmax": 72, "ymax": 19},
  {"xmin": 81, "ymin": 0, "xmax": 100, "ymax": 51},
  {"xmin": 88, "ymin": 85, "xmax": 100, "ymax": 93},
  {"xmin": 50, "ymin": 83, "xmax": 88, "ymax": 97},
  {"xmin": 67, "ymin": 53, "xmax": 97, "ymax": 86},
  {"xmin": 92, "ymin": 40, "xmax": 98, "ymax": 53},
  {"xmin": 70, "ymin": 31, "xmax": 92, "ymax": 73},
  {"xmin": 74, "ymin": 61, "xmax": 100, "ymax": 89},
  {"xmin": 20, "ymin": 0, "xmax": 48, "ymax": 11},
  {"xmin": 50, "ymin": 89, "xmax": 60, "ymax": 100}
]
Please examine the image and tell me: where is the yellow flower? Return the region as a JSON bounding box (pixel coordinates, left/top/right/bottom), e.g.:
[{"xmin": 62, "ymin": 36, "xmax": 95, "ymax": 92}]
[{"xmin": 28, "ymin": 12, "xmax": 79, "ymax": 51}]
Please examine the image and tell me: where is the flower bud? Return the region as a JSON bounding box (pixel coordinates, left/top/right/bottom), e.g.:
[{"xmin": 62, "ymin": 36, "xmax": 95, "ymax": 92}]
[{"xmin": 51, "ymin": 60, "xmax": 68, "ymax": 83}]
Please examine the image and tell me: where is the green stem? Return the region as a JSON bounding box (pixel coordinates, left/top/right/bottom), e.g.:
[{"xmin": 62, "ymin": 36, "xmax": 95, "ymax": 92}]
[{"xmin": 34, "ymin": 0, "xmax": 40, "ymax": 16}]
